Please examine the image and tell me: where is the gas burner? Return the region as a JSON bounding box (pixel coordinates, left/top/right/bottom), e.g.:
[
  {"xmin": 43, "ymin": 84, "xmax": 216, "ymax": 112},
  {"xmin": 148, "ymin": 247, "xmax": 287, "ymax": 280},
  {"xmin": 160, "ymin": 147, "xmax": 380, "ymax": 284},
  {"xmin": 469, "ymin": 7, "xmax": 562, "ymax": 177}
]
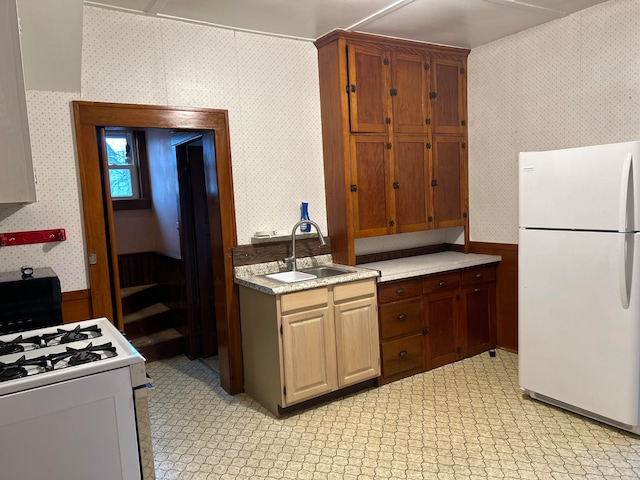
[
  {"xmin": 0, "ymin": 355, "xmax": 49, "ymax": 382},
  {"xmin": 0, "ymin": 335, "xmax": 42, "ymax": 355},
  {"xmin": 49, "ymin": 342, "xmax": 117, "ymax": 369},
  {"xmin": 41, "ymin": 324, "xmax": 102, "ymax": 346}
]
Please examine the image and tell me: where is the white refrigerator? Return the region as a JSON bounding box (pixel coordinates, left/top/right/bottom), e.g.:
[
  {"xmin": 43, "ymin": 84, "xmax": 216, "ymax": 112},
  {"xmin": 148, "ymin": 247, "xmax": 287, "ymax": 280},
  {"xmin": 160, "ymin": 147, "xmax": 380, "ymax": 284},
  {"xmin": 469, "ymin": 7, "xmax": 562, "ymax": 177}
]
[{"xmin": 519, "ymin": 140, "xmax": 640, "ymax": 434}]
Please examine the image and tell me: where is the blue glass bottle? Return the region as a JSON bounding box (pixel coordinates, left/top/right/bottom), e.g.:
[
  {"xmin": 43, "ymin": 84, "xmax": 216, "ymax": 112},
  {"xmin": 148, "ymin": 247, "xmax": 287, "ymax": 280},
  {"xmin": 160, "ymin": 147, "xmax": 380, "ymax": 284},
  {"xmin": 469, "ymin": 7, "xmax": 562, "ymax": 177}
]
[{"xmin": 300, "ymin": 202, "xmax": 311, "ymax": 232}]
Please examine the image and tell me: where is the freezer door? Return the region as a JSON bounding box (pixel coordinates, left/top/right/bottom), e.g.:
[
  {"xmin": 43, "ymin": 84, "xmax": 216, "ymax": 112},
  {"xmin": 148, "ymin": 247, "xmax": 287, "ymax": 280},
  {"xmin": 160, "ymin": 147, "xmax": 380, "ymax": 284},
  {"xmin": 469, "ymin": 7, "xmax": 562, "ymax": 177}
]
[
  {"xmin": 519, "ymin": 141, "xmax": 640, "ymax": 232},
  {"xmin": 519, "ymin": 228, "xmax": 640, "ymax": 427}
]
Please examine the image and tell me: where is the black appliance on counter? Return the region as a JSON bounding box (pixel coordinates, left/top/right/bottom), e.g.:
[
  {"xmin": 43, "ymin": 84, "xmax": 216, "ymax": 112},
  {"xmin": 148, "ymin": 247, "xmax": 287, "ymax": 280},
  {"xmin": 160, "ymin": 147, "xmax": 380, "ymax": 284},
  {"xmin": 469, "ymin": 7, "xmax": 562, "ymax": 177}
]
[{"xmin": 0, "ymin": 267, "xmax": 63, "ymax": 335}]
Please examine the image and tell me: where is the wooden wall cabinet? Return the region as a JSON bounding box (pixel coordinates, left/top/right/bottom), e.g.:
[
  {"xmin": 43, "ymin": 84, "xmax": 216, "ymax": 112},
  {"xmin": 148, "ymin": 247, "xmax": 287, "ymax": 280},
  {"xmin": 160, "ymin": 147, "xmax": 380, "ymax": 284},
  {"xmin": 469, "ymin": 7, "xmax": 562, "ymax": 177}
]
[
  {"xmin": 239, "ymin": 279, "xmax": 379, "ymax": 416},
  {"xmin": 0, "ymin": 0, "xmax": 36, "ymax": 204},
  {"xmin": 378, "ymin": 264, "xmax": 497, "ymax": 385},
  {"xmin": 315, "ymin": 30, "xmax": 470, "ymax": 264}
]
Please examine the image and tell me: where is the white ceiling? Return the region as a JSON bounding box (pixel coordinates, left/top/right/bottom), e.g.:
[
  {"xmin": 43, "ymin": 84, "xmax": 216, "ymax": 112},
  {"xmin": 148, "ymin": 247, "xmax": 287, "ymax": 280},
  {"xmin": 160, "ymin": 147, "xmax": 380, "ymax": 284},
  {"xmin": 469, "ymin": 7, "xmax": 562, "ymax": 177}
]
[{"xmin": 85, "ymin": 0, "xmax": 608, "ymax": 48}]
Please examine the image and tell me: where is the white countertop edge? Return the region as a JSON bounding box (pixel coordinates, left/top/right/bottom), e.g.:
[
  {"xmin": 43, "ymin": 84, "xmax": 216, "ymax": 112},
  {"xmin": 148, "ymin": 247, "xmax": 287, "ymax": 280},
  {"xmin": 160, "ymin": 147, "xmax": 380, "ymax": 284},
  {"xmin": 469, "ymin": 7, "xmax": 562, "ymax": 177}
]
[{"xmin": 359, "ymin": 252, "xmax": 502, "ymax": 283}]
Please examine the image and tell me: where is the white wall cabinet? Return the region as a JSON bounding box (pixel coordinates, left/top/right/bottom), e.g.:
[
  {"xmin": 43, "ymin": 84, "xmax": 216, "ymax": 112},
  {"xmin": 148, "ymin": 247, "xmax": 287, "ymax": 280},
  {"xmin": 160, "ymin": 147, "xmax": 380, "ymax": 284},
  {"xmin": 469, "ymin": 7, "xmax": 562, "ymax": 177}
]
[
  {"xmin": 0, "ymin": 0, "xmax": 36, "ymax": 204},
  {"xmin": 239, "ymin": 279, "xmax": 379, "ymax": 416}
]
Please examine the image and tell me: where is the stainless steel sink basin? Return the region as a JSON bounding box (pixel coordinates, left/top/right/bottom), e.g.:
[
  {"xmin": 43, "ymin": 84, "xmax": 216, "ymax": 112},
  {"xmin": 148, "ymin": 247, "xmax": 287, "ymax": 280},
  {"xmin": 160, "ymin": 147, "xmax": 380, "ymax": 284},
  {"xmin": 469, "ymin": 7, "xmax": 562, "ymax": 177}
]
[{"xmin": 300, "ymin": 266, "xmax": 353, "ymax": 278}]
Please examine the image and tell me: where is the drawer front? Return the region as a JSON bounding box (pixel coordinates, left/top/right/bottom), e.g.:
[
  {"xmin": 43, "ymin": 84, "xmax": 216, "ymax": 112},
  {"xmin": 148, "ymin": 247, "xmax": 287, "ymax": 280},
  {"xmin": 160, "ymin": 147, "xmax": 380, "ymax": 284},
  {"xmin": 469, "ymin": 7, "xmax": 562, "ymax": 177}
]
[
  {"xmin": 280, "ymin": 287, "xmax": 329, "ymax": 314},
  {"xmin": 381, "ymin": 334, "xmax": 424, "ymax": 377},
  {"xmin": 333, "ymin": 279, "xmax": 376, "ymax": 303},
  {"xmin": 378, "ymin": 280, "xmax": 422, "ymax": 303},
  {"xmin": 379, "ymin": 298, "xmax": 422, "ymax": 340},
  {"xmin": 423, "ymin": 272, "xmax": 460, "ymax": 294},
  {"xmin": 461, "ymin": 266, "xmax": 496, "ymax": 286}
]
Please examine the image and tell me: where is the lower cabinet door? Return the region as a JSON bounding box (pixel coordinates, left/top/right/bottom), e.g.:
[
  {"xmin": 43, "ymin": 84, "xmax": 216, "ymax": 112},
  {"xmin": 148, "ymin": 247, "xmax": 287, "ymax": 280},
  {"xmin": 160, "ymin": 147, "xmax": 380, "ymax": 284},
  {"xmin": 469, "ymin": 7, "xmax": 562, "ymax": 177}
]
[
  {"xmin": 334, "ymin": 297, "xmax": 380, "ymax": 387},
  {"xmin": 462, "ymin": 283, "xmax": 494, "ymax": 357},
  {"xmin": 424, "ymin": 288, "xmax": 460, "ymax": 370},
  {"xmin": 281, "ymin": 305, "xmax": 337, "ymax": 406}
]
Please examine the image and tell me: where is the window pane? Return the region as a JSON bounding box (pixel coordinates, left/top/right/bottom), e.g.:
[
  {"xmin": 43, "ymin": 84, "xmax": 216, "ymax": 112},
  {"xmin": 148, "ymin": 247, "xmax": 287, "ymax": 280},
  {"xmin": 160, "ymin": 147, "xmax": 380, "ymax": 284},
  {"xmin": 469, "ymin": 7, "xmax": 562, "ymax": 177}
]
[
  {"xmin": 106, "ymin": 135, "xmax": 133, "ymax": 166},
  {"xmin": 109, "ymin": 169, "xmax": 133, "ymax": 198}
]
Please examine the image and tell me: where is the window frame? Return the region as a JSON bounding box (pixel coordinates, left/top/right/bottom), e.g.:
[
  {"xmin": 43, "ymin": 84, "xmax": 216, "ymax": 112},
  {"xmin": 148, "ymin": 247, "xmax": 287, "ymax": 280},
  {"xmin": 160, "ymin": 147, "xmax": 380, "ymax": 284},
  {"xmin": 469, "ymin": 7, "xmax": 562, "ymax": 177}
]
[{"xmin": 106, "ymin": 129, "xmax": 151, "ymax": 211}]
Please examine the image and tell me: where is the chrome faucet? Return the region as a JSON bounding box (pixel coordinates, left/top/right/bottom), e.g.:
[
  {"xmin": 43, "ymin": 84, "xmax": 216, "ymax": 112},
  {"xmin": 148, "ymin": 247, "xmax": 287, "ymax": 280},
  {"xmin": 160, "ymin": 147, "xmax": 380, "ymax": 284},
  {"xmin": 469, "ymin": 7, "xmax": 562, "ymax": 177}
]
[{"xmin": 285, "ymin": 220, "xmax": 327, "ymax": 271}]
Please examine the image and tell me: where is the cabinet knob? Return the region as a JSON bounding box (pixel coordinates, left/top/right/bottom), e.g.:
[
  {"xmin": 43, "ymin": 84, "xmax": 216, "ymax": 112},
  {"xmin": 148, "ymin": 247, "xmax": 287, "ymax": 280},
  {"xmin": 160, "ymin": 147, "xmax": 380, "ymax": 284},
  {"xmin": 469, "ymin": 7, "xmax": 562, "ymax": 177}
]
[
  {"xmin": 474, "ymin": 288, "xmax": 480, "ymax": 293},
  {"xmin": 429, "ymin": 91, "xmax": 437, "ymax": 99},
  {"xmin": 438, "ymin": 281, "xmax": 446, "ymax": 287},
  {"xmin": 397, "ymin": 313, "xmax": 406, "ymax": 321},
  {"xmin": 395, "ymin": 288, "xmax": 405, "ymax": 295},
  {"xmin": 398, "ymin": 350, "xmax": 408, "ymax": 358},
  {"xmin": 475, "ymin": 273, "xmax": 483, "ymax": 279}
]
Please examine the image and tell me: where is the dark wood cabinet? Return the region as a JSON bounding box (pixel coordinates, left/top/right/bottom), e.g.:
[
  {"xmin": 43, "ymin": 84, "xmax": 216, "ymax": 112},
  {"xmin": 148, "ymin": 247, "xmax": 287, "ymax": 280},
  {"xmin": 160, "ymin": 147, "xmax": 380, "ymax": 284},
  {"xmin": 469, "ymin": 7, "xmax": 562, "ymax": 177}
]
[
  {"xmin": 377, "ymin": 264, "xmax": 498, "ymax": 385},
  {"xmin": 315, "ymin": 30, "xmax": 470, "ymax": 265}
]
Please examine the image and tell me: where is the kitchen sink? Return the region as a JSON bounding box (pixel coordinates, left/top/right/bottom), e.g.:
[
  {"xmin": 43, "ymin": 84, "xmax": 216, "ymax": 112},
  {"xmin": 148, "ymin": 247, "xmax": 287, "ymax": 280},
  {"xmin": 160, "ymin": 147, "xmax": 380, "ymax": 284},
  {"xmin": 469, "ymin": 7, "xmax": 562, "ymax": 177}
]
[
  {"xmin": 265, "ymin": 271, "xmax": 317, "ymax": 283},
  {"xmin": 300, "ymin": 266, "xmax": 353, "ymax": 278}
]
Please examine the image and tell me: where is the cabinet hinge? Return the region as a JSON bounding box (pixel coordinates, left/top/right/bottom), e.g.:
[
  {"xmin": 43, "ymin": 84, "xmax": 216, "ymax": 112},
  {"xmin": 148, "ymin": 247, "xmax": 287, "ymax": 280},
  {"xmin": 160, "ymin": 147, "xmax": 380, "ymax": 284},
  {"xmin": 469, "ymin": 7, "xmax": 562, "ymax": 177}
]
[
  {"xmin": 422, "ymin": 327, "xmax": 429, "ymax": 335},
  {"xmin": 425, "ymin": 118, "xmax": 431, "ymax": 125},
  {"xmin": 429, "ymin": 91, "xmax": 437, "ymax": 100},
  {"xmin": 346, "ymin": 84, "xmax": 356, "ymax": 93},
  {"xmin": 456, "ymin": 347, "xmax": 462, "ymax": 354},
  {"xmin": 383, "ymin": 58, "xmax": 389, "ymax": 65},
  {"xmin": 350, "ymin": 184, "xmax": 357, "ymax": 192},
  {"xmin": 424, "ymin": 63, "xmax": 430, "ymax": 70},
  {"xmin": 461, "ymin": 120, "xmax": 466, "ymax": 126},
  {"xmin": 386, "ymin": 143, "xmax": 392, "ymax": 150},
  {"xmin": 389, "ymin": 220, "xmax": 395, "ymax": 227},
  {"xmin": 431, "ymin": 179, "xmax": 438, "ymax": 187},
  {"xmin": 428, "ymin": 216, "xmax": 433, "ymax": 222},
  {"xmin": 393, "ymin": 182, "xmax": 400, "ymax": 190},
  {"xmin": 390, "ymin": 88, "xmax": 398, "ymax": 96},
  {"xmin": 385, "ymin": 117, "xmax": 391, "ymax": 124},
  {"xmin": 426, "ymin": 142, "xmax": 431, "ymax": 149},
  {"xmin": 462, "ymin": 142, "xmax": 467, "ymax": 149},
  {"xmin": 460, "ymin": 67, "xmax": 465, "ymax": 74},
  {"xmin": 455, "ymin": 294, "xmax": 460, "ymax": 300},
  {"xmin": 463, "ymin": 212, "xmax": 468, "ymax": 218}
]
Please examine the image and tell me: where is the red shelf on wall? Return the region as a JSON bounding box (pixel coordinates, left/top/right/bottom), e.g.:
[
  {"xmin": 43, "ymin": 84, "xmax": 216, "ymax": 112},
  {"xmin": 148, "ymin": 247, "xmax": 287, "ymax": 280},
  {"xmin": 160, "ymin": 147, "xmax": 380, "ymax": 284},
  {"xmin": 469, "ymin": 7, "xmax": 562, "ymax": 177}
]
[{"xmin": 0, "ymin": 229, "xmax": 66, "ymax": 247}]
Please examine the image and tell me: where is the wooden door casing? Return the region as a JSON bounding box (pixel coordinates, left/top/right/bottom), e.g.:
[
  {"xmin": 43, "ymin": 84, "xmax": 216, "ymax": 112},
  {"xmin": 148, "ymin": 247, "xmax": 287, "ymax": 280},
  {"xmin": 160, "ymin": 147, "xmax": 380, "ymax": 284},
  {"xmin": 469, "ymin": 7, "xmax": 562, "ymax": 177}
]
[{"xmin": 72, "ymin": 102, "xmax": 241, "ymax": 395}]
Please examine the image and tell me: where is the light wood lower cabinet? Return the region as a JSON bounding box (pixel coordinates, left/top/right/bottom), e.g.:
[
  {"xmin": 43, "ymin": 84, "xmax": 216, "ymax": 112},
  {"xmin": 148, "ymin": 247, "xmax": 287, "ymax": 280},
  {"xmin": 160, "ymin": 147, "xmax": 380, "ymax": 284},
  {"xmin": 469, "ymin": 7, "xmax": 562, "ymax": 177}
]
[
  {"xmin": 378, "ymin": 264, "xmax": 497, "ymax": 385},
  {"xmin": 239, "ymin": 279, "xmax": 379, "ymax": 416}
]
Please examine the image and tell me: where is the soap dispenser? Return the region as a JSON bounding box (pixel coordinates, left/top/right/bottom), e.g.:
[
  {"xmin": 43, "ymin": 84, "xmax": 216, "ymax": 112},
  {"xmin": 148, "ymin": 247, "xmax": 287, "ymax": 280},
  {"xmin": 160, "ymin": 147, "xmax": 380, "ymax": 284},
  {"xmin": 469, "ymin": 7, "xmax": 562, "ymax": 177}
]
[{"xmin": 300, "ymin": 202, "xmax": 311, "ymax": 232}]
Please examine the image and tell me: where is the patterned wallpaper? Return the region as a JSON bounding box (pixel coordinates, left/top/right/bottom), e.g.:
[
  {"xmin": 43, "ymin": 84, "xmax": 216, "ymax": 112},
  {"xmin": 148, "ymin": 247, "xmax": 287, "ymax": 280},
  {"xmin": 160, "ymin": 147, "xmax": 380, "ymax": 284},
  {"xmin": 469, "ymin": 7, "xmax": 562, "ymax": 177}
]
[
  {"xmin": 468, "ymin": 0, "xmax": 640, "ymax": 244},
  {"xmin": 2, "ymin": 0, "xmax": 636, "ymax": 291}
]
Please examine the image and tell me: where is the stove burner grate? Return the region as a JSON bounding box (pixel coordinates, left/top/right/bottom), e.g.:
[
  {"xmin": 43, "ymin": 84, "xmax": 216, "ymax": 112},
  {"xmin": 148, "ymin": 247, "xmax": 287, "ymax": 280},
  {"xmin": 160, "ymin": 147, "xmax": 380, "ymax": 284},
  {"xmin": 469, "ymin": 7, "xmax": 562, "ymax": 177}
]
[
  {"xmin": 41, "ymin": 324, "xmax": 102, "ymax": 346},
  {"xmin": 0, "ymin": 335, "xmax": 42, "ymax": 355},
  {"xmin": 49, "ymin": 342, "xmax": 117, "ymax": 368},
  {"xmin": 0, "ymin": 355, "xmax": 49, "ymax": 382}
]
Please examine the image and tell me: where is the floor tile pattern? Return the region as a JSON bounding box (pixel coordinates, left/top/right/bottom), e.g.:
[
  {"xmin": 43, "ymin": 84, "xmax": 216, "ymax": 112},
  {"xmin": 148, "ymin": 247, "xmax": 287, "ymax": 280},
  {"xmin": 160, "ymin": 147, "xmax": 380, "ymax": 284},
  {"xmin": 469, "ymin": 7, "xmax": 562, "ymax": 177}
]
[{"xmin": 146, "ymin": 351, "xmax": 640, "ymax": 479}]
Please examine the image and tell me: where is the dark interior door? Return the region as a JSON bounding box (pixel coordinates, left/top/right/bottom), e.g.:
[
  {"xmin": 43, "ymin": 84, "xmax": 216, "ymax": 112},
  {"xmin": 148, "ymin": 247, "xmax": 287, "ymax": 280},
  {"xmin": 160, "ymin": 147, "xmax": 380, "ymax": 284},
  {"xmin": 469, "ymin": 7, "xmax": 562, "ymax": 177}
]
[{"xmin": 176, "ymin": 139, "xmax": 218, "ymax": 358}]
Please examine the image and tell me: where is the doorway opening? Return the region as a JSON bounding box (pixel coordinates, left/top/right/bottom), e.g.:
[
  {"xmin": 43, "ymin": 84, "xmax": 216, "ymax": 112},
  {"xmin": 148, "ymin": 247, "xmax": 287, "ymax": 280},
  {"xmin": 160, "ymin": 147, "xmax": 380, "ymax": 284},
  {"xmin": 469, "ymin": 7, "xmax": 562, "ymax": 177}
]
[{"xmin": 72, "ymin": 102, "xmax": 243, "ymax": 394}]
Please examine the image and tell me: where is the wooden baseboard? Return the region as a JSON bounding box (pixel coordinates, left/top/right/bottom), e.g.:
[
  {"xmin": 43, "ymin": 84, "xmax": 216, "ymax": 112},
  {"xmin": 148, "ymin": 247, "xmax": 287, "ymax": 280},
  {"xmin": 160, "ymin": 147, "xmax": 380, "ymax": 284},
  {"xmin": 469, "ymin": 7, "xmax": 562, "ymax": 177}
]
[
  {"xmin": 469, "ymin": 241, "xmax": 518, "ymax": 352},
  {"xmin": 62, "ymin": 289, "xmax": 93, "ymax": 324}
]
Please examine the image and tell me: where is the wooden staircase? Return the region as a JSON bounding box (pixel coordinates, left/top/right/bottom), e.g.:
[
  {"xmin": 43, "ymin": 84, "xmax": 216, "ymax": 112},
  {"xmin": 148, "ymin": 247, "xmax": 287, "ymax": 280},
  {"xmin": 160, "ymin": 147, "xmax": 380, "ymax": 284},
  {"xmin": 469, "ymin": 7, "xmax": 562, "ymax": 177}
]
[{"xmin": 121, "ymin": 284, "xmax": 185, "ymax": 362}]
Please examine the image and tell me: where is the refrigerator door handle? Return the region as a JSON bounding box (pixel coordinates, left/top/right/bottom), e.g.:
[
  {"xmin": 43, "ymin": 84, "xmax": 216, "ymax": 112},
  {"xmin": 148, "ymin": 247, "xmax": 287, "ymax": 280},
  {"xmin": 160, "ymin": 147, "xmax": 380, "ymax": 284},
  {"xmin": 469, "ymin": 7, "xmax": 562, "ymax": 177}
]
[
  {"xmin": 619, "ymin": 233, "xmax": 633, "ymax": 309},
  {"xmin": 618, "ymin": 153, "xmax": 632, "ymax": 232}
]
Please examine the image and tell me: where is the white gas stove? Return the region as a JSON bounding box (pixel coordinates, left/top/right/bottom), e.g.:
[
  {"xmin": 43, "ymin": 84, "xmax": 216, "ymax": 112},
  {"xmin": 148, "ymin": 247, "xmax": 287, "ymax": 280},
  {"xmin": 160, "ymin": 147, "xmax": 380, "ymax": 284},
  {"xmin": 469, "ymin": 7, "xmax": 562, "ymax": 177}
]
[{"xmin": 0, "ymin": 318, "xmax": 155, "ymax": 480}]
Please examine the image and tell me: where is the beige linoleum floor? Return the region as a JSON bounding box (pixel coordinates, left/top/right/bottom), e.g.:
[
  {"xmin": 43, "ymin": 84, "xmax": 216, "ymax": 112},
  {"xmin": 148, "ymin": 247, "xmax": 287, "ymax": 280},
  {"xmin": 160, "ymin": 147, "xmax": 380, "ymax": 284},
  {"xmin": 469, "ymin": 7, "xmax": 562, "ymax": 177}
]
[{"xmin": 146, "ymin": 351, "xmax": 640, "ymax": 479}]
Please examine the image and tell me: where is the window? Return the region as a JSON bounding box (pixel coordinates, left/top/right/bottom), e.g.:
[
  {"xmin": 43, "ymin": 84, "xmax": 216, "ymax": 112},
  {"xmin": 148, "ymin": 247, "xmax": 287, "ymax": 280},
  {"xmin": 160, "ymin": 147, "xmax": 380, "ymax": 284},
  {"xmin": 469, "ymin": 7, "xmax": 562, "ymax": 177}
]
[{"xmin": 105, "ymin": 129, "xmax": 150, "ymax": 210}]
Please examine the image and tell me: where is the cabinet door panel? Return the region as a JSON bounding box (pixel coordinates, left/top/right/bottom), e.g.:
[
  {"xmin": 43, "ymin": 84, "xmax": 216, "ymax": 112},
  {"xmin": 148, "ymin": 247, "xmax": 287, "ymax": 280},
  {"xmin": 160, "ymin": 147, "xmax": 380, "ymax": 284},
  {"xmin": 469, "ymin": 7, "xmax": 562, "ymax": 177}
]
[
  {"xmin": 394, "ymin": 135, "xmax": 430, "ymax": 232},
  {"xmin": 351, "ymin": 136, "xmax": 392, "ymax": 237},
  {"xmin": 281, "ymin": 306, "xmax": 337, "ymax": 405},
  {"xmin": 392, "ymin": 53, "xmax": 428, "ymax": 134},
  {"xmin": 432, "ymin": 135, "xmax": 466, "ymax": 228},
  {"xmin": 424, "ymin": 289, "xmax": 460, "ymax": 370},
  {"xmin": 463, "ymin": 283, "xmax": 495, "ymax": 358},
  {"xmin": 334, "ymin": 297, "xmax": 380, "ymax": 387},
  {"xmin": 430, "ymin": 57, "xmax": 465, "ymax": 134},
  {"xmin": 347, "ymin": 43, "xmax": 389, "ymax": 133}
]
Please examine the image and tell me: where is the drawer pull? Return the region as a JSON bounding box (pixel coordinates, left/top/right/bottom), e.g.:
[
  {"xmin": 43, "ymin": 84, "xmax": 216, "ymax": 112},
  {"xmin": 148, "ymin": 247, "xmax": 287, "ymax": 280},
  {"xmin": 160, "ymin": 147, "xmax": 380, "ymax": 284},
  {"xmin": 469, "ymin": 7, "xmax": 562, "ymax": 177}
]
[
  {"xmin": 438, "ymin": 281, "xmax": 446, "ymax": 287},
  {"xmin": 475, "ymin": 273, "xmax": 483, "ymax": 279},
  {"xmin": 398, "ymin": 350, "xmax": 408, "ymax": 358},
  {"xmin": 397, "ymin": 313, "xmax": 406, "ymax": 321},
  {"xmin": 395, "ymin": 288, "xmax": 405, "ymax": 295},
  {"xmin": 474, "ymin": 287, "xmax": 480, "ymax": 292}
]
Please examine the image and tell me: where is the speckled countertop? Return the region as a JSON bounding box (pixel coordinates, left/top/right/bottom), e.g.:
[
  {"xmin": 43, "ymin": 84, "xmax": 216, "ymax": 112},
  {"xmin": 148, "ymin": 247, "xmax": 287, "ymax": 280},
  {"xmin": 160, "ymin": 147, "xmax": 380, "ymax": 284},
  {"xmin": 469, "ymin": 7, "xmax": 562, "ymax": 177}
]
[
  {"xmin": 234, "ymin": 254, "xmax": 379, "ymax": 295},
  {"xmin": 359, "ymin": 251, "xmax": 502, "ymax": 283}
]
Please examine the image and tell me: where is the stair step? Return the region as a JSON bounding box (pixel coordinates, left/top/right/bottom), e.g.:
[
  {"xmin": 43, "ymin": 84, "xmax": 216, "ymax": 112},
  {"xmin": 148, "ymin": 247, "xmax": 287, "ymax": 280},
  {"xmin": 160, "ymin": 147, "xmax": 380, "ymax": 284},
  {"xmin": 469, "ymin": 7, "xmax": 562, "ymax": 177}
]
[
  {"xmin": 121, "ymin": 284, "xmax": 156, "ymax": 299},
  {"xmin": 131, "ymin": 328, "xmax": 185, "ymax": 363},
  {"xmin": 124, "ymin": 303, "xmax": 170, "ymax": 324}
]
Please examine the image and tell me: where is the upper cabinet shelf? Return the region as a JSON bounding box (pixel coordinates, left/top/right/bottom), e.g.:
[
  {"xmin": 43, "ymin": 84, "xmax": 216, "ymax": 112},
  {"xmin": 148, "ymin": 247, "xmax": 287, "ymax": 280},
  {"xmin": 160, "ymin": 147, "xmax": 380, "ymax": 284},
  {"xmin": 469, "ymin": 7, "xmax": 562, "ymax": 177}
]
[{"xmin": 0, "ymin": 0, "xmax": 36, "ymax": 204}]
